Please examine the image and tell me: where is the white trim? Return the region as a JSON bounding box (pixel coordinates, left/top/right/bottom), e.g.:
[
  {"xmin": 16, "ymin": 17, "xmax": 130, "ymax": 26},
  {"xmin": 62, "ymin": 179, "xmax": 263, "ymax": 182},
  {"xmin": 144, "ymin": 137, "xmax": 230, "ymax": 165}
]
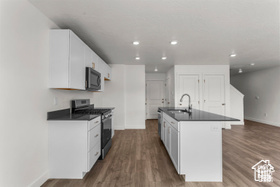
[
  {"xmin": 114, "ymin": 126, "xmax": 125, "ymax": 130},
  {"xmin": 230, "ymin": 85, "xmax": 244, "ymax": 97},
  {"xmin": 245, "ymin": 116, "xmax": 280, "ymax": 127},
  {"xmin": 28, "ymin": 170, "xmax": 49, "ymax": 187},
  {"xmin": 230, "ymin": 121, "xmax": 244, "ymax": 125},
  {"xmin": 125, "ymin": 125, "xmax": 145, "ymax": 129}
]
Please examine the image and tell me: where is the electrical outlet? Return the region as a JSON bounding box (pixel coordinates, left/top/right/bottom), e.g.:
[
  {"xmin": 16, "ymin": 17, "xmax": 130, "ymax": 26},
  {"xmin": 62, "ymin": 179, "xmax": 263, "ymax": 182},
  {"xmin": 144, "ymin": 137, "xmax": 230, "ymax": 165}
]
[{"xmin": 210, "ymin": 125, "xmax": 219, "ymax": 132}]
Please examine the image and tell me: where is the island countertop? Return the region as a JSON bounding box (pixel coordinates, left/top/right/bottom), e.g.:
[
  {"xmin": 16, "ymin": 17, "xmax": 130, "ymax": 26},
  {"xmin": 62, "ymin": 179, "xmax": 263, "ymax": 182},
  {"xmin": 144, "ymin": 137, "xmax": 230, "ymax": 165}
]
[{"xmin": 159, "ymin": 107, "xmax": 239, "ymax": 122}]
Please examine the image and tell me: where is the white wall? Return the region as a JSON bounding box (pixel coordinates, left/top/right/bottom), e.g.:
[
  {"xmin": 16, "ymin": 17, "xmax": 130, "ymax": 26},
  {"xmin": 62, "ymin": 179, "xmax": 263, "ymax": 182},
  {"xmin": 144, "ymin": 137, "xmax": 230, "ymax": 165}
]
[
  {"xmin": 0, "ymin": 1, "xmax": 102, "ymax": 186},
  {"xmin": 146, "ymin": 73, "xmax": 166, "ymax": 81},
  {"xmin": 102, "ymin": 65, "xmax": 146, "ymax": 129},
  {"xmin": 102, "ymin": 65, "xmax": 126, "ymax": 130},
  {"xmin": 231, "ymin": 67, "xmax": 280, "ymax": 127},
  {"xmin": 125, "ymin": 66, "xmax": 146, "ymax": 129}
]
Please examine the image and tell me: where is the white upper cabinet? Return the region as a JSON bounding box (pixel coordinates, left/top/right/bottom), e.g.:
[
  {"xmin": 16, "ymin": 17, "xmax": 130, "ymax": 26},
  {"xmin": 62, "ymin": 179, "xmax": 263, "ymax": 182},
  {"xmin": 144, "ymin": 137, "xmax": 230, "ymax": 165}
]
[
  {"xmin": 98, "ymin": 58, "xmax": 111, "ymax": 80},
  {"xmin": 69, "ymin": 32, "xmax": 86, "ymax": 90},
  {"xmin": 104, "ymin": 63, "xmax": 111, "ymax": 80},
  {"xmin": 84, "ymin": 45, "xmax": 94, "ymax": 68},
  {"xmin": 49, "ymin": 29, "xmax": 111, "ymax": 91},
  {"xmin": 50, "ymin": 30, "xmax": 85, "ymax": 90}
]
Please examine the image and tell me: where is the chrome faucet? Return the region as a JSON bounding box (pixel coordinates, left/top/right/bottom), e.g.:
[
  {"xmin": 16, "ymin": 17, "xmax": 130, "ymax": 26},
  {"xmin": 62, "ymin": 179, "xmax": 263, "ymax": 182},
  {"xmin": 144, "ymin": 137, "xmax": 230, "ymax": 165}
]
[{"xmin": 180, "ymin": 94, "xmax": 192, "ymax": 112}]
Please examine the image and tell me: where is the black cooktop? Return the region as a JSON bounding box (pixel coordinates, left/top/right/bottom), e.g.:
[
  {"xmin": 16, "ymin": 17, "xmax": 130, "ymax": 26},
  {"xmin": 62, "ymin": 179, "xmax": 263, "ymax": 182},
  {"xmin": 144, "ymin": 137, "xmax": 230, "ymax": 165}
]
[{"xmin": 75, "ymin": 108, "xmax": 111, "ymax": 115}]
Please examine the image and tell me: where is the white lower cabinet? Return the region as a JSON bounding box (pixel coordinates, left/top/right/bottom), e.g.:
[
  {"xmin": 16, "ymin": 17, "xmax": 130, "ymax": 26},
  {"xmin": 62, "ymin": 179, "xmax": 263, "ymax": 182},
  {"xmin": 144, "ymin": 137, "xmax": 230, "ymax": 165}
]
[
  {"xmin": 49, "ymin": 116, "xmax": 101, "ymax": 179},
  {"xmin": 88, "ymin": 142, "xmax": 101, "ymax": 171},
  {"xmin": 162, "ymin": 113, "xmax": 179, "ymax": 173},
  {"xmin": 161, "ymin": 111, "xmax": 223, "ymax": 182},
  {"xmin": 170, "ymin": 125, "xmax": 179, "ymax": 172}
]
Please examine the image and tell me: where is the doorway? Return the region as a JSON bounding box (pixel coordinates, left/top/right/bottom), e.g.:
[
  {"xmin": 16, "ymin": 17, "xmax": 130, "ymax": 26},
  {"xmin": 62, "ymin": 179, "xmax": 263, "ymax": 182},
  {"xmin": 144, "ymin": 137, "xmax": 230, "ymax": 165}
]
[{"xmin": 146, "ymin": 80, "xmax": 165, "ymax": 119}]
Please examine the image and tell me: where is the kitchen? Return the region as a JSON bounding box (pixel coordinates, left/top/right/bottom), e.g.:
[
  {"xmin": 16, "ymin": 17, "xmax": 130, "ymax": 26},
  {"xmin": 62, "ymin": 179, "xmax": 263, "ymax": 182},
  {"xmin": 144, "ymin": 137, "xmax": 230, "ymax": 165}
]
[{"xmin": 1, "ymin": 0, "xmax": 280, "ymax": 187}]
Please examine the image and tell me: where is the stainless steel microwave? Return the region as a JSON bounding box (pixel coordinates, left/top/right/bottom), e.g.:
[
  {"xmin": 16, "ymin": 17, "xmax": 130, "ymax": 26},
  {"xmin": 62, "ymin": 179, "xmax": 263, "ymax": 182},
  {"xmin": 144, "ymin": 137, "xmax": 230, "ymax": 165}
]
[{"xmin": 86, "ymin": 67, "xmax": 101, "ymax": 91}]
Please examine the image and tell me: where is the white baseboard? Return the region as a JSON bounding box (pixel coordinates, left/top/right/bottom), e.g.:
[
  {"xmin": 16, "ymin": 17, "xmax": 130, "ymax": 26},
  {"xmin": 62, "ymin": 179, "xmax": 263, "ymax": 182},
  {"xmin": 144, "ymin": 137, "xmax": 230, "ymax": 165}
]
[
  {"xmin": 114, "ymin": 126, "xmax": 125, "ymax": 130},
  {"xmin": 125, "ymin": 125, "xmax": 145, "ymax": 129},
  {"xmin": 28, "ymin": 170, "xmax": 49, "ymax": 187},
  {"xmin": 230, "ymin": 121, "xmax": 244, "ymax": 125},
  {"xmin": 245, "ymin": 116, "xmax": 280, "ymax": 127}
]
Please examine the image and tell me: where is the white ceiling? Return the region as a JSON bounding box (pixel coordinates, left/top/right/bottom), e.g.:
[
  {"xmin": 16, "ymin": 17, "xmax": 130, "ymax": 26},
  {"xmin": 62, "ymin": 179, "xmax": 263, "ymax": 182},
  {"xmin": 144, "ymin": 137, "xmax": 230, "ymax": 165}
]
[{"xmin": 30, "ymin": 0, "xmax": 280, "ymax": 74}]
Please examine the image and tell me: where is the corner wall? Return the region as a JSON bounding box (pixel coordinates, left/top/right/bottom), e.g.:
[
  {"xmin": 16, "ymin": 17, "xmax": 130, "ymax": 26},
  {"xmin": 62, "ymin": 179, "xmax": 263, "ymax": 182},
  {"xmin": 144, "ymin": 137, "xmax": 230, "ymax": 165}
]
[
  {"xmin": 231, "ymin": 66, "xmax": 280, "ymax": 127},
  {"xmin": 0, "ymin": 1, "xmax": 102, "ymax": 186}
]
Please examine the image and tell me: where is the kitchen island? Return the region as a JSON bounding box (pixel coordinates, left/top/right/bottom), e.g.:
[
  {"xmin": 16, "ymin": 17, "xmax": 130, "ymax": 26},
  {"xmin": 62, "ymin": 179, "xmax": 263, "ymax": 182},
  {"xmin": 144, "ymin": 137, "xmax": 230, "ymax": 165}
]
[{"xmin": 158, "ymin": 107, "xmax": 238, "ymax": 182}]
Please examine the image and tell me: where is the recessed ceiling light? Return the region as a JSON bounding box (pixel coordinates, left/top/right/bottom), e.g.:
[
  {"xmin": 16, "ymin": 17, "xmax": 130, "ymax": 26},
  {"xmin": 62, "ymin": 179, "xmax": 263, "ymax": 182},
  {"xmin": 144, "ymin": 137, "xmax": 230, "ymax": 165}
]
[
  {"xmin": 230, "ymin": 53, "xmax": 237, "ymax": 57},
  {"xmin": 238, "ymin": 68, "xmax": 243, "ymax": 73},
  {"xmin": 170, "ymin": 41, "xmax": 178, "ymax": 45},
  {"xmin": 135, "ymin": 57, "xmax": 140, "ymax": 60},
  {"xmin": 162, "ymin": 57, "xmax": 167, "ymax": 60},
  {"xmin": 250, "ymin": 63, "xmax": 255, "ymax": 66},
  {"xmin": 154, "ymin": 66, "xmax": 158, "ymax": 72},
  {"xmin": 133, "ymin": 41, "xmax": 139, "ymax": 45}
]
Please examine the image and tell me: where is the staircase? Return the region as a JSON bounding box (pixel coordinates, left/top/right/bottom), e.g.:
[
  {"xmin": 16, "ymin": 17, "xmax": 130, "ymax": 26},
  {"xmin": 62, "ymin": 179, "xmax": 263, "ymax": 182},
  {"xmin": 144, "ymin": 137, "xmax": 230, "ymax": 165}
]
[{"xmin": 230, "ymin": 85, "xmax": 244, "ymax": 125}]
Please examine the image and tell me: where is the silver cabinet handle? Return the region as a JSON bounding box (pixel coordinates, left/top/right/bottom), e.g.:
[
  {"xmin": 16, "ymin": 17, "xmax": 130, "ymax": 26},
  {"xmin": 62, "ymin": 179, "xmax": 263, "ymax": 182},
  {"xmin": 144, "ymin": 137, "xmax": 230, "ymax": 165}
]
[
  {"xmin": 94, "ymin": 134, "xmax": 99, "ymax": 137},
  {"xmin": 95, "ymin": 121, "xmax": 99, "ymax": 124},
  {"xmin": 95, "ymin": 152, "xmax": 99, "ymax": 156},
  {"xmin": 171, "ymin": 122, "xmax": 175, "ymax": 124}
]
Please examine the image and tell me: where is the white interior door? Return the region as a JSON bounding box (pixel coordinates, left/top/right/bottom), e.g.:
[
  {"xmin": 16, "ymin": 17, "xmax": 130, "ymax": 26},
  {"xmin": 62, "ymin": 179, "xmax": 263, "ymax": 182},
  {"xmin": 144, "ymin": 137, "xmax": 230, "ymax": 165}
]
[
  {"xmin": 146, "ymin": 80, "xmax": 164, "ymax": 119},
  {"xmin": 165, "ymin": 78, "xmax": 169, "ymax": 107},
  {"xmin": 203, "ymin": 74, "xmax": 225, "ymax": 115},
  {"xmin": 177, "ymin": 74, "xmax": 201, "ymax": 109}
]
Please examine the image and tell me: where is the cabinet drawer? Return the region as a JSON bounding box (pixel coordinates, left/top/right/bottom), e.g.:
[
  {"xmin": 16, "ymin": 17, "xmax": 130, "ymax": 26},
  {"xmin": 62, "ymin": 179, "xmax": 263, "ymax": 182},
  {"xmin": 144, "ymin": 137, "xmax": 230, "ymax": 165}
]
[
  {"xmin": 88, "ymin": 142, "xmax": 100, "ymax": 171},
  {"xmin": 88, "ymin": 116, "xmax": 101, "ymax": 131},
  {"xmin": 163, "ymin": 113, "xmax": 178, "ymax": 131},
  {"xmin": 88, "ymin": 124, "xmax": 101, "ymax": 151}
]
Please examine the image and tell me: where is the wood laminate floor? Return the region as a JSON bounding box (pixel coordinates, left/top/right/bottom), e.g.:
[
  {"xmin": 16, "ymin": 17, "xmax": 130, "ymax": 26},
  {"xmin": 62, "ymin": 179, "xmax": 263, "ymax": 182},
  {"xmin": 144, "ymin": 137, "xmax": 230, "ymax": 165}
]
[{"xmin": 42, "ymin": 120, "xmax": 280, "ymax": 187}]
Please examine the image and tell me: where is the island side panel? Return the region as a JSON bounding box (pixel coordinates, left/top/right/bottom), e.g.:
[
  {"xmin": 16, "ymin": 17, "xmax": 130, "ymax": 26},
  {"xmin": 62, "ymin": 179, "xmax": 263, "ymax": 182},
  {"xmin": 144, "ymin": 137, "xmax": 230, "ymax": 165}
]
[{"xmin": 179, "ymin": 122, "xmax": 223, "ymax": 182}]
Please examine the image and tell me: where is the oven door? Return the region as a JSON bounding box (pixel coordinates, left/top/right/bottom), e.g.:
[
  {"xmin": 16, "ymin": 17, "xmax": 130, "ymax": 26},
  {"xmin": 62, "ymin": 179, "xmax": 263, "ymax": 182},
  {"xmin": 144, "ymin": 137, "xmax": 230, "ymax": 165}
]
[
  {"xmin": 86, "ymin": 67, "xmax": 101, "ymax": 91},
  {"xmin": 101, "ymin": 115, "xmax": 112, "ymax": 148}
]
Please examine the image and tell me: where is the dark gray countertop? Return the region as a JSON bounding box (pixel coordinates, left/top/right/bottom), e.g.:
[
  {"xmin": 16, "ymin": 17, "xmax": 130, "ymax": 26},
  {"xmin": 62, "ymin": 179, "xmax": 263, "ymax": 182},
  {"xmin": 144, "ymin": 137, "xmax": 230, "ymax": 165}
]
[
  {"xmin": 47, "ymin": 107, "xmax": 115, "ymax": 121},
  {"xmin": 159, "ymin": 107, "xmax": 239, "ymax": 122}
]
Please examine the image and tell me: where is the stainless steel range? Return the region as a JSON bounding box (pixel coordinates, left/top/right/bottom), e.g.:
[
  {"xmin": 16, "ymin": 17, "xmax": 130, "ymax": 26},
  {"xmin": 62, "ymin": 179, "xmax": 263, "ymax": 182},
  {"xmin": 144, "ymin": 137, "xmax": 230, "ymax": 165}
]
[{"xmin": 71, "ymin": 99, "xmax": 112, "ymax": 159}]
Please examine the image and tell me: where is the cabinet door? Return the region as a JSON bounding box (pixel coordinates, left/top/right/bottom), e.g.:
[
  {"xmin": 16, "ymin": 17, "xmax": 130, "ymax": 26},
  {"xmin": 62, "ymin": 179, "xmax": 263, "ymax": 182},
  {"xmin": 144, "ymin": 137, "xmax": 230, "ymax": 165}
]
[
  {"xmin": 92, "ymin": 52, "xmax": 99, "ymax": 71},
  {"xmin": 97, "ymin": 58, "xmax": 105, "ymax": 92},
  {"xmin": 164, "ymin": 122, "xmax": 170, "ymax": 153},
  {"xmin": 104, "ymin": 63, "xmax": 111, "ymax": 80},
  {"xmin": 84, "ymin": 45, "xmax": 92, "ymax": 68},
  {"xmin": 107, "ymin": 65, "xmax": 111, "ymax": 80},
  {"xmin": 69, "ymin": 31, "xmax": 85, "ymax": 90},
  {"xmin": 170, "ymin": 126, "xmax": 179, "ymax": 172},
  {"xmin": 177, "ymin": 74, "xmax": 201, "ymax": 109},
  {"xmin": 203, "ymin": 74, "xmax": 225, "ymax": 116}
]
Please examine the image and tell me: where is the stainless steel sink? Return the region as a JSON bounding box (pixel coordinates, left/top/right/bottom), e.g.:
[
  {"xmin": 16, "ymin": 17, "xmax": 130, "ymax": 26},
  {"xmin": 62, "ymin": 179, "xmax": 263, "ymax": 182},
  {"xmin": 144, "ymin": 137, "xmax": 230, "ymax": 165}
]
[{"xmin": 167, "ymin": 109, "xmax": 191, "ymax": 114}]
